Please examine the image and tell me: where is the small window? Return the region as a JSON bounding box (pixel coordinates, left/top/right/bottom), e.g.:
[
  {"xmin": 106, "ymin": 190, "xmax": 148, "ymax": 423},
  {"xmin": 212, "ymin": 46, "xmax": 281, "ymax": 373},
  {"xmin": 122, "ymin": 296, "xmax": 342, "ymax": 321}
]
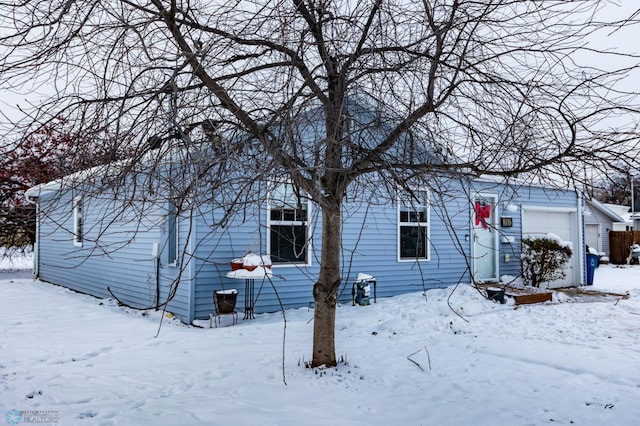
[
  {"xmin": 398, "ymin": 190, "xmax": 430, "ymax": 261},
  {"xmin": 167, "ymin": 201, "xmax": 178, "ymax": 266},
  {"xmin": 268, "ymin": 182, "xmax": 310, "ymax": 264},
  {"xmin": 73, "ymin": 196, "xmax": 83, "ymax": 247}
]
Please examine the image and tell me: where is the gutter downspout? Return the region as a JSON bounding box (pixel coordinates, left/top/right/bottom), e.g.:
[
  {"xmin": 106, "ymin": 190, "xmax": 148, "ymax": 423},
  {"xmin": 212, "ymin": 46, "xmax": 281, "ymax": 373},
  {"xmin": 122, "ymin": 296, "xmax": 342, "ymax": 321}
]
[
  {"xmin": 24, "ymin": 192, "xmax": 40, "ymax": 279},
  {"xmin": 187, "ymin": 209, "xmax": 196, "ymax": 324},
  {"xmin": 577, "ymin": 191, "xmax": 585, "ymax": 286}
]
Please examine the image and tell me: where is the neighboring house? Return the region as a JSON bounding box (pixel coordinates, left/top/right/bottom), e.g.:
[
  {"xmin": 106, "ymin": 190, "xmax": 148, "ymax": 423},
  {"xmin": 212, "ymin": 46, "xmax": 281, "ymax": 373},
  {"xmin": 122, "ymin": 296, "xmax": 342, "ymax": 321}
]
[
  {"xmin": 26, "ymin": 169, "xmax": 587, "ymax": 323},
  {"xmin": 584, "ymin": 199, "xmax": 626, "ymax": 257},
  {"xmin": 604, "ymin": 203, "xmax": 633, "ymax": 231},
  {"xmin": 630, "ymin": 196, "xmax": 640, "ymax": 231}
]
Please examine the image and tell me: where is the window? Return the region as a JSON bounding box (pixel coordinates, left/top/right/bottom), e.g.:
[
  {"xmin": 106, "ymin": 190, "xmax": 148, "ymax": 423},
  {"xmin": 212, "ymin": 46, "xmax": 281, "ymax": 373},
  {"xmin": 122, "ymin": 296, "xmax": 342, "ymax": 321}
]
[
  {"xmin": 268, "ymin": 182, "xmax": 310, "ymax": 264},
  {"xmin": 398, "ymin": 190, "xmax": 430, "ymax": 261},
  {"xmin": 167, "ymin": 201, "xmax": 178, "ymax": 266},
  {"xmin": 73, "ymin": 196, "xmax": 83, "ymax": 247}
]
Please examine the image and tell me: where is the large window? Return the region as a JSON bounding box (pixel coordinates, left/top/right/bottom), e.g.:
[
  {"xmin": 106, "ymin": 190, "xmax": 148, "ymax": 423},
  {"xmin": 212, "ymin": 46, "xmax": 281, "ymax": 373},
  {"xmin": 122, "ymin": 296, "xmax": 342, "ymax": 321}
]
[
  {"xmin": 73, "ymin": 196, "xmax": 83, "ymax": 247},
  {"xmin": 269, "ymin": 182, "xmax": 310, "ymax": 264},
  {"xmin": 398, "ymin": 190, "xmax": 430, "ymax": 261}
]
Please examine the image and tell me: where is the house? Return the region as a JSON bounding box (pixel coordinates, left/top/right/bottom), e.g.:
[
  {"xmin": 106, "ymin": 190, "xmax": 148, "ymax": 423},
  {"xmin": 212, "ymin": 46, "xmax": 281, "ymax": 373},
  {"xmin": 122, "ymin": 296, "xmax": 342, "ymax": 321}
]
[
  {"xmin": 25, "ymin": 164, "xmax": 586, "ymax": 324},
  {"xmin": 23, "ymin": 98, "xmax": 588, "ymax": 323},
  {"xmin": 604, "ymin": 203, "xmax": 633, "ymax": 231},
  {"xmin": 467, "ymin": 179, "xmax": 584, "ymax": 289},
  {"xmin": 584, "ymin": 198, "xmax": 626, "ymax": 258}
]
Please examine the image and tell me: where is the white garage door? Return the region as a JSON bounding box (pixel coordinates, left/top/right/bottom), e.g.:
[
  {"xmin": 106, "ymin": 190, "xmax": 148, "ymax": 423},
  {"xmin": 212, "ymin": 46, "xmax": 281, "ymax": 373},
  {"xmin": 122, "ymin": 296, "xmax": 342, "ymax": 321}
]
[{"xmin": 522, "ymin": 207, "xmax": 581, "ymax": 288}]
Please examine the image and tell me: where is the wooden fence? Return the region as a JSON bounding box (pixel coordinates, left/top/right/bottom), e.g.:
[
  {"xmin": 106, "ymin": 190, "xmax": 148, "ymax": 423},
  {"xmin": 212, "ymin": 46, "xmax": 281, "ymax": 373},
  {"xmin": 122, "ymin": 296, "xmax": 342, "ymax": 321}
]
[{"xmin": 609, "ymin": 230, "xmax": 640, "ymax": 264}]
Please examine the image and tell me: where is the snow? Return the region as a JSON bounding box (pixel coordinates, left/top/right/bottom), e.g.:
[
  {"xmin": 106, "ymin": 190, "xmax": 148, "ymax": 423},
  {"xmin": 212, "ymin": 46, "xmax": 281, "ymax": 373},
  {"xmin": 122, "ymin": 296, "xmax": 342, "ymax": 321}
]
[
  {"xmin": 1, "ymin": 253, "xmax": 639, "ymax": 425},
  {"xmin": 544, "ymin": 233, "xmax": 574, "ymax": 251},
  {"xmin": 216, "ymin": 289, "xmax": 238, "ymax": 295}
]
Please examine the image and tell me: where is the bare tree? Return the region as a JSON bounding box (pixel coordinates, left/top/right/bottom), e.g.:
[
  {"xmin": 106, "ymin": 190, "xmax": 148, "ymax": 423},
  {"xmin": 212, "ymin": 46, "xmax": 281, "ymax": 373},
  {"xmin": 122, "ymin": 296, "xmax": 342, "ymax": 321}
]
[
  {"xmin": 1, "ymin": 1, "xmax": 639, "ymax": 367},
  {"xmin": 592, "ymin": 165, "xmax": 640, "ymax": 207},
  {"xmin": 0, "ymin": 118, "xmax": 125, "ymax": 249}
]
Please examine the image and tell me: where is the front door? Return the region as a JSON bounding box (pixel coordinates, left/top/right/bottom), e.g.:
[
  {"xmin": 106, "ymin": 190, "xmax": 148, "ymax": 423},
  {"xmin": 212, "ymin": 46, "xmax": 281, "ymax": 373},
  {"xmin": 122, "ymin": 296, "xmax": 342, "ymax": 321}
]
[{"xmin": 473, "ymin": 194, "xmax": 499, "ymax": 282}]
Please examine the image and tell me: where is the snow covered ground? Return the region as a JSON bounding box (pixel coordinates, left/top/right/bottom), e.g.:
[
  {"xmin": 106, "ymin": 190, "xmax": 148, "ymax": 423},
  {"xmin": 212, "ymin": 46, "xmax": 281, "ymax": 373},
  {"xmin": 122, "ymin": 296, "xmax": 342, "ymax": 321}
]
[{"xmin": 1, "ymin": 253, "xmax": 639, "ymax": 426}]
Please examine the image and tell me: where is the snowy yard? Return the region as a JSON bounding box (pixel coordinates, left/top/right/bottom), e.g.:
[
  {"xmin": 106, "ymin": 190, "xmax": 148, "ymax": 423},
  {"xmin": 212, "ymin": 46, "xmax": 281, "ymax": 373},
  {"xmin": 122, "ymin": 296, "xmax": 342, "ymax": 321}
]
[{"xmin": 1, "ymin": 254, "xmax": 639, "ymax": 425}]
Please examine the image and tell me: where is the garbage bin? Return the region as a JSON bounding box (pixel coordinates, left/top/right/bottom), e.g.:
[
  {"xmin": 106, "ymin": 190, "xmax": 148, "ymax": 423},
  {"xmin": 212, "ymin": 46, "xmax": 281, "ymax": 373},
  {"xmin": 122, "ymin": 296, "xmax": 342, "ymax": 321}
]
[{"xmin": 585, "ymin": 253, "xmax": 599, "ymax": 286}]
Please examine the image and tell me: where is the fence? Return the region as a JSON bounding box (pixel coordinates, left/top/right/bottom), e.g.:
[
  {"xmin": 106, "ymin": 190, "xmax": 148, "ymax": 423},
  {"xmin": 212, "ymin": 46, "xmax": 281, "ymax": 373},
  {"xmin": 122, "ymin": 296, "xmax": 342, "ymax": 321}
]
[{"xmin": 609, "ymin": 230, "xmax": 640, "ymax": 264}]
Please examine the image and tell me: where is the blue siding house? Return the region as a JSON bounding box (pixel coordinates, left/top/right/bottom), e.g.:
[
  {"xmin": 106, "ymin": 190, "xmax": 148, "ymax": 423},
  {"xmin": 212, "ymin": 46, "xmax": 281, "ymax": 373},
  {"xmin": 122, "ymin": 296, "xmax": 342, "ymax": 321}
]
[{"xmin": 26, "ymin": 165, "xmax": 586, "ymax": 324}]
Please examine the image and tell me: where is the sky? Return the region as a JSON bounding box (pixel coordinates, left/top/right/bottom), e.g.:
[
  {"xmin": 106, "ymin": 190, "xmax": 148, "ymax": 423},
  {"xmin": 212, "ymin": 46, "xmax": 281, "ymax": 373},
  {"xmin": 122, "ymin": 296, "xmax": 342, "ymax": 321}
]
[{"xmin": 0, "ymin": 1, "xmax": 637, "ymax": 136}]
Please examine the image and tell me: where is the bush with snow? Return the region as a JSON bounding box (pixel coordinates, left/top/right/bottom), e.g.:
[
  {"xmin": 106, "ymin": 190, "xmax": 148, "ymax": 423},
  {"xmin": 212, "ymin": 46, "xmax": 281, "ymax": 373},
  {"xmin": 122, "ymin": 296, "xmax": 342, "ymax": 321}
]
[{"xmin": 521, "ymin": 235, "xmax": 573, "ymax": 288}]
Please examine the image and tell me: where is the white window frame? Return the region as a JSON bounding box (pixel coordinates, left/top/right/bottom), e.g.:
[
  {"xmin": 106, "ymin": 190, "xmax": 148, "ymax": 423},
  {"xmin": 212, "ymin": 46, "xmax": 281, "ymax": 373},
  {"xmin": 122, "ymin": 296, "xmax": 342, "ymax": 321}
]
[
  {"xmin": 73, "ymin": 195, "xmax": 83, "ymax": 247},
  {"xmin": 267, "ymin": 181, "xmax": 312, "ymax": 266},
  {"xmin": 397, "ymin": 189, "xmax": 430, "ymax": 262}
]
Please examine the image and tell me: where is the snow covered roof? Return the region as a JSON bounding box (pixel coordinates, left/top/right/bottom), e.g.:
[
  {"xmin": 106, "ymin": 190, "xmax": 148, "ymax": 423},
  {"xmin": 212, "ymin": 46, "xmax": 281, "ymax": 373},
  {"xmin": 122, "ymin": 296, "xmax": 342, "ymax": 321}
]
[
  {"xmin": 24, "ymin": 142, "xmax": 202, "ymax": 202},
  {"xmin": 24, "ymin": 164, "xmax": 113, "ymax": 201},
  {"xmin": 586, "ymin": 199, "xmax": 626, "ymax": 223},
  {"xmin": 472, "ymin": 174, "xmax": 579, "ymax": 192},
  {"xmin": 602, "ymin": 203, "xmax": 633, "ymax": 224}
]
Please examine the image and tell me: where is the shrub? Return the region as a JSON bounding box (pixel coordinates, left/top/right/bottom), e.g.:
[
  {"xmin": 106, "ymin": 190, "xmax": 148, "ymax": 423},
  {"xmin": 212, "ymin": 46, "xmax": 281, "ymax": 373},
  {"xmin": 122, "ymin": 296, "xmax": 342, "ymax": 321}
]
[{"xmin": 521, "ymin": 236, "xmax": 573, "ymax": 288}]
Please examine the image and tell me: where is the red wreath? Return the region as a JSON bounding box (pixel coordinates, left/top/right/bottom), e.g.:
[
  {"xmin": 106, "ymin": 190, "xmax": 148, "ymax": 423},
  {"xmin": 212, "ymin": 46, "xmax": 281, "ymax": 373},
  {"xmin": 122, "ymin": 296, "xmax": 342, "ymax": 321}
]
[{"xmin": 475, "ymin": 202, "xmax": 491, "ymax": 229}]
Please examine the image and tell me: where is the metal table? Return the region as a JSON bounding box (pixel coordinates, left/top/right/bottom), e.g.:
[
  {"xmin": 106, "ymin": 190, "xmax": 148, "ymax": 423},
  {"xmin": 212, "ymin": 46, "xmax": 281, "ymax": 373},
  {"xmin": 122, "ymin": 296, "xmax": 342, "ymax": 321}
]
[{"xmin": 226, "ymin": 267, "xmax": 273, "ymax": 319}]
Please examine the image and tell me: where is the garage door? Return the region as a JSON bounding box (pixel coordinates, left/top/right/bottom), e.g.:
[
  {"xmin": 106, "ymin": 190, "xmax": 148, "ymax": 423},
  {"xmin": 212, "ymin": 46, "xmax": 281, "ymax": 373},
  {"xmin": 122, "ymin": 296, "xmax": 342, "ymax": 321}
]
[{"xmin": 522, "ymin": 207, "xmax": 581, "ymax": 288}]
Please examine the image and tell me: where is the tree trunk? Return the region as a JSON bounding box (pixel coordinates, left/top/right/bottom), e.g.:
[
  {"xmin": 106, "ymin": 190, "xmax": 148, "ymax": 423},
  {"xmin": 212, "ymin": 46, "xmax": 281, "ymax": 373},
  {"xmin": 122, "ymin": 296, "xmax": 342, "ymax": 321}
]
[{"xmin": 311, "ymin": 201, "xmax": 342, "ymax": 367}]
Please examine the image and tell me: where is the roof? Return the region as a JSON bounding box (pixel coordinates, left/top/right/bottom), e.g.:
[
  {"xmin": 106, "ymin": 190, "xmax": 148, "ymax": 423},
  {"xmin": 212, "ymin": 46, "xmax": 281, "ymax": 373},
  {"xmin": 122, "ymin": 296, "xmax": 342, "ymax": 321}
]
[
  {"xmin": 24, "ymin": 162, "xmax": 125, "ymax": 201},
  {"xmin": 27, "ymin": 92, "xmax": 449, "ymax": 204},
  {"xmin": 24, "ymin": 143, "xmax": 187, "ymax": 201},
  {"xmin": 587, "ymin": 199, "xmax": 626, "ymax": 223},
  {"xmin": 603, "ymin": 203, "xmax": 635, "ymax": 224}
]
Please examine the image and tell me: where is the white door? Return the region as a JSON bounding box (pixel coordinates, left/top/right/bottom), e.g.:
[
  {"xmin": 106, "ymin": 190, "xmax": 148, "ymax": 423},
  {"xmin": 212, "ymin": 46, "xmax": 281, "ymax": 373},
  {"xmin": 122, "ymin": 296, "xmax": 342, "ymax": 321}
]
[
  {"xmin": 522, "ymin": 207, "xmax": 580, "ymax": 288},
  {"xmin": 473, "ymin": 194, "xmax": 499, "ymax": 282},
  {"xmin": 585, "ymin": 224, "xmax": 600, "ymax": 253}
]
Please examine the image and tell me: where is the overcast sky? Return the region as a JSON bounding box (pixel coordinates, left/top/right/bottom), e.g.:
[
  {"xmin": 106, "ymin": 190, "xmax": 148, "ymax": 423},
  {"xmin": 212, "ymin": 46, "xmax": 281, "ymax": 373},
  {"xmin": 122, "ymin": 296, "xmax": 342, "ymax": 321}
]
[{"xmin": 0, "ymin": 1, "xmax": 637, "ymax": 137}]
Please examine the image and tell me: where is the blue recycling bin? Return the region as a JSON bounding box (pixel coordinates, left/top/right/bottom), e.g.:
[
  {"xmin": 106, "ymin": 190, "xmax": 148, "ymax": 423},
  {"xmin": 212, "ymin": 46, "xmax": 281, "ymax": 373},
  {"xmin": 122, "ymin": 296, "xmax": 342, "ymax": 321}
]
[{"xmin": 585, "ymin": 253, "xmax": 599, "ymax": 286}]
